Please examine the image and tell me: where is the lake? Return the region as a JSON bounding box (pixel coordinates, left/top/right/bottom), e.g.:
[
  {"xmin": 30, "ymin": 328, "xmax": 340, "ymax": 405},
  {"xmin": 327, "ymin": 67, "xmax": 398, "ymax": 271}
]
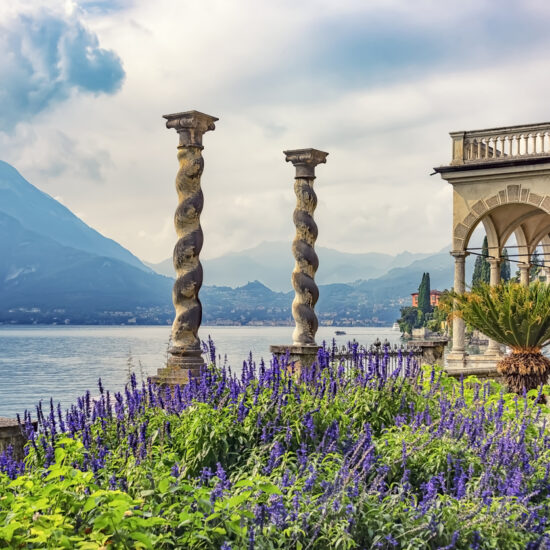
[{"xmin": 0, "ymin": 325, "xmax": 402, "ymax": 417}]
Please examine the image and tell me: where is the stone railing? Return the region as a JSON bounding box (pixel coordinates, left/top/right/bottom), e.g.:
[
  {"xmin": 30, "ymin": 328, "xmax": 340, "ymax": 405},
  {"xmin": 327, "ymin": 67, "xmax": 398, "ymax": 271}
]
[
  {"xmin": 450, "ymin": 122, "xmax": 550, "ymax": 166},
  {"xmin": 332, "ymin": 337, "xmax": 448, "ymax": 368}
]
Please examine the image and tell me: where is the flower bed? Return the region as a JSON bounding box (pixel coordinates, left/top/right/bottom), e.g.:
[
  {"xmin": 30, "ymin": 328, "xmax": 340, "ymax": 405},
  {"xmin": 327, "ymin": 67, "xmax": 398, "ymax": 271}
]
[{"xmin": 1, "ymin": 342, "xmax": 550, "ymax": 549}]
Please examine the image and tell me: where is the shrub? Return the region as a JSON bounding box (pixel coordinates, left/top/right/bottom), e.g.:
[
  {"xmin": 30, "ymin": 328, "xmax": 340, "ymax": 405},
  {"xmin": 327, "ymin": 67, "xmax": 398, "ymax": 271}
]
[{"xmin": 1, "ymin": 342, "xmax": 550, "ymax": 548}]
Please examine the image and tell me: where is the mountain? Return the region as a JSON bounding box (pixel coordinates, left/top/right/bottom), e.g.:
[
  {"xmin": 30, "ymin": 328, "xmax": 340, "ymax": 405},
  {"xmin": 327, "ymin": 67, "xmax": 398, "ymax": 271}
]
[
  {"xmin": 148, "ymin": 241, "xmax": 435, "ymax": 291},
  {"xmin": 0, "ymin": 161, "xmax": 175, "ymax": 324},
  {"xmin": 0, "ymin": 161, "xmax": 150, "ymax": 273},
  {"xmin": 0, "ymin": 211, "xmax": 173, "ymax": 323}
]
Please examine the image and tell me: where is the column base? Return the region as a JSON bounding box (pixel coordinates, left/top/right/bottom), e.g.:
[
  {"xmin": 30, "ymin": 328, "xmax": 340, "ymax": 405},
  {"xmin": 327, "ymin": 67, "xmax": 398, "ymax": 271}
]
[
  {"xmin": 446, "ymin": 351, "xmax": 468, "ymax": 370},
  {"xmin": 270, "ymin": 344, "xmax": 321, "ymax": 373},
  {"xmin": 150, "ymin": 346, "xmax": 206, "ymax": 387}
]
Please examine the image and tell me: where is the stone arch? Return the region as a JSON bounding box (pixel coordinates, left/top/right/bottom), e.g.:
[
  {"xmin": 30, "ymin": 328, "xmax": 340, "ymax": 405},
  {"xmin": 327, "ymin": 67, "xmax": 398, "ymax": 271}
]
[
  {"xmin": 528, "ymin": 223, "xmax": 550, "ymax": 252},
  {"xmin": 501, "ymin": 210, "xmax": 547, "ymax": 247},
  {"xmin": 480, "ymin": 216, "xmax": 500, "ymax": 259},
  {"xmin": 453, "ymin": 183, "xmax": 550, "ymax": 253}
]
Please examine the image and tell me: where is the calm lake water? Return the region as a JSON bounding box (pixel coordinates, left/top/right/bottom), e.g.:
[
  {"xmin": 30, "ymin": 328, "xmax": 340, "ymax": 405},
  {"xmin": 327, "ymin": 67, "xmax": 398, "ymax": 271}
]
[{"xmin": 0, "ymin": 325, "xmax": 402, "ymax": 418}]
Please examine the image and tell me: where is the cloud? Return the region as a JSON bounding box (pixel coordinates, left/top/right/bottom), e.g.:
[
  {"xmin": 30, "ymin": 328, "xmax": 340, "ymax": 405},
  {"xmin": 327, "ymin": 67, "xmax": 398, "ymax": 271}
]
[
  {"xmin": 0, "ymin": 8, "xmax": 124, "ymax": 131},
  {"xmin": 6, "ymin": 0, "xmax": 550, "ymax": 265}
]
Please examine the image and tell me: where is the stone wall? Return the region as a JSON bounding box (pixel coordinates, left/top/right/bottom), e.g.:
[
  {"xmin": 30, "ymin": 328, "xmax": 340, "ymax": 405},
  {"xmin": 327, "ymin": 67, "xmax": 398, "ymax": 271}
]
[{"xmin": 0, "ymin": 418, "xmax": 28, "ymax": 461}]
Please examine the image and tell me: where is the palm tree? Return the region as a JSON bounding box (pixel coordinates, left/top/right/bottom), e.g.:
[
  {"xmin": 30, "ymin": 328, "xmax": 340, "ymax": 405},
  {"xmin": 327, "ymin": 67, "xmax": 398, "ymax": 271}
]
[{"xmin": 451, "ymin": 281, "xmax": 550, "ymax": 395}]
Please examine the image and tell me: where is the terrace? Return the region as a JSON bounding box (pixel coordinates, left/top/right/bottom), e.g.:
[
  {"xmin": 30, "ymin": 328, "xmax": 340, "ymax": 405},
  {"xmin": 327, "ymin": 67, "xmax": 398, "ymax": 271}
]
[{"xmin": 434, "ymin": 121, "xmax": 550, "ymax": 375}]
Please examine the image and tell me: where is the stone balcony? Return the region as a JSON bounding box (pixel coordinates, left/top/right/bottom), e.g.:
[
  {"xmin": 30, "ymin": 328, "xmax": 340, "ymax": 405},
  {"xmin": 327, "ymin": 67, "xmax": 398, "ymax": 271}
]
[{"xmin": 450, "ymin": 122, "xmax": 550, "ymax": 167}]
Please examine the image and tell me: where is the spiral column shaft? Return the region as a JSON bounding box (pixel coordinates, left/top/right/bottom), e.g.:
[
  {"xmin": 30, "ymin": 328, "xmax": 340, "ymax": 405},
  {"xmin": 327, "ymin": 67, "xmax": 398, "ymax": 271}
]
[
  {"xmin": 286, "ymin": 149, "xmax": 328, "ymax": 346},
  {"xmin": 153, "ymin": 110, "xmax": 218, "ymax": 385}
]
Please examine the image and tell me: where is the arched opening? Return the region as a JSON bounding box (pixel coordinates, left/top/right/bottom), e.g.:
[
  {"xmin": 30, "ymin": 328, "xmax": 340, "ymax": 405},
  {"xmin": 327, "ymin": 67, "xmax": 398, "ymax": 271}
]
[
  {"xmin": 452, "ymin": 203, "xmax": 550, "ymax": 358},
  {"xmin": 457, "ymin": 202, "xmax": 550, "ymax": 284}
]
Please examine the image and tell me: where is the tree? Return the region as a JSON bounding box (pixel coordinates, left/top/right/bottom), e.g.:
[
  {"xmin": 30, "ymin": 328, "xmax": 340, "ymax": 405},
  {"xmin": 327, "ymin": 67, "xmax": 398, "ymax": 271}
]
[
  {"xmin": 472, "ymin": 236, "xmax": 491, "ymax": 287},
  {"xmin": 500, "ymin": 248, "xmax": 511, "ymax": 281},
  {"xmin": 397, "ymin": 306, "xmax": 419, "ymax": 335},
  {"xmin": 530, "ymin": 250, "xmax": 542, "ymax": 281},
  {"xmin": 451, "ymin": 281, "xmax": 550, "ymax": 396},
  {"xmin": 417, "ymin": 272, "xmax": 431, "ymax": 314}
]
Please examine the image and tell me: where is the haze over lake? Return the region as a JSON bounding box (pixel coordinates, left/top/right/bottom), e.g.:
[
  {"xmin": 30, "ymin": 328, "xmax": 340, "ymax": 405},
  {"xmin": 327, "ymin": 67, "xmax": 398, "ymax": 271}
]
[{"xmin": 0, "ymin": 325, "xmax": 402, "ymax": 417}]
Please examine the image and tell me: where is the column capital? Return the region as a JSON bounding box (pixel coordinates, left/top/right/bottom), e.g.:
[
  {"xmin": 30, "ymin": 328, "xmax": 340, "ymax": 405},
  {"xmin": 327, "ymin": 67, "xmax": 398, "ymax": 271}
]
[
  {"xmin": 163, "ymin": 110, "xmax": 218, "ymax": 148},
  {"xmin": 487, "ymin": 257, "xmax": 501, "ymax": 266},
  {"xmin": 450, "ymin": 250, "xmax": 469, "ymax": 260},
  {"xmin": 284, "ymin": 148, "xmax": 328, "ymax": 178}
]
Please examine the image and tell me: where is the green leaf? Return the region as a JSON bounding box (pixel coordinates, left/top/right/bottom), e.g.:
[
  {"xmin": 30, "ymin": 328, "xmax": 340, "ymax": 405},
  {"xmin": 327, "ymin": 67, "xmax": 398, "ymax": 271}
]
[
  {"xmin": 130, "ymin": 531, "xmax": 154, "ymax": 549},
  {"xmin": 157, "ymin": 478, "xmax": 170, "ymax": 494},
  {"xmin": 258, "ymin": 482, "xmax": 282, "ymax": 495},
  {"xmin": 1, "ymin": 520, "xmax": 23, "ymax": 542},
  {"xmin": 54, "ymin": 447, "xmax": 66, "ymax": 464}
]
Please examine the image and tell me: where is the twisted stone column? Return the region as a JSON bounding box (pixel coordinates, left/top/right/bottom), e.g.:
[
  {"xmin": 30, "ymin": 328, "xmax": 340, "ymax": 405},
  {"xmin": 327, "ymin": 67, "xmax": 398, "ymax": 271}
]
[
  {"xmin": 153, "ymin": 110, "xmax": 218, "ymax": 385},
  {"xmin": 287, "ymin": 149, "xmax": 328, "ymax": 345},
  {"xmin": 270, "ymin": 148, "xmax": 328, "ymax": 368}
]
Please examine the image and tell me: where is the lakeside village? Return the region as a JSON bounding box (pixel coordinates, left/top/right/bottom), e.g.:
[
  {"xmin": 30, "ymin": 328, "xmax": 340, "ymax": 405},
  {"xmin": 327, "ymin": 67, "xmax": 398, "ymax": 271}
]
[{"xmin": 5, "ymin": 118, "xmax": 550, "ymax": 548}]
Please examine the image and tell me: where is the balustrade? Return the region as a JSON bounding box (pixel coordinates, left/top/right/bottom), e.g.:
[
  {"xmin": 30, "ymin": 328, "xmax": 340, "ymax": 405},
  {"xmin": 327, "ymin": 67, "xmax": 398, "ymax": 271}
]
[{"xmin": 450, "ymin": 123, "xmax": 550, "ymax": 165}]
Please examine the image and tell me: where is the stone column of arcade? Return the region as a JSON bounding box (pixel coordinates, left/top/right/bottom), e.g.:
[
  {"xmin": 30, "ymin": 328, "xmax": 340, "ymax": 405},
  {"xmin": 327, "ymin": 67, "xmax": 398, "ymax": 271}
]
[
  {"xmin": 485, "ymin": 257, "xmax": 502, "ymax": 356},
  {"xmin": 446, "ymin": 251, "xmax": 468, "ymax": 367},
  {"xmin": 151, "ymin": 110, "xmax": 218, "ymax": 386},
  {"xmin": 519, "ymin": 263, "xmax": 530, "ymax": 287},
  {"xmin": 270, "ymin": 149, "xmax": 328, "ymax": 369}
]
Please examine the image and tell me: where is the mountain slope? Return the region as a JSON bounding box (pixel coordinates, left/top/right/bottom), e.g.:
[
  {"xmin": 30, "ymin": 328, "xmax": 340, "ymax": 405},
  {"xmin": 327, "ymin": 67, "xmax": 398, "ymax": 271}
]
[
  {"xmin": 0, "ymin": 212, "xmax": 172, "ymax": 321},
  {"xmin": 354, "ymin": 250, "xmax": 474, "ymax": 301},
  {"xmin": 0, "ymin": 161, "xmax": 150, "ymax": 272}
]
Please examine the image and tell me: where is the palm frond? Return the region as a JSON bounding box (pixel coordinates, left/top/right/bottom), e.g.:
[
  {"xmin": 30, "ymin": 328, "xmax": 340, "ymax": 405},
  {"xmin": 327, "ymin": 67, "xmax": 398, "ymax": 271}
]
[{"xmin": 450, "ymin": 281, "xmax": 550, "ymax": 351}]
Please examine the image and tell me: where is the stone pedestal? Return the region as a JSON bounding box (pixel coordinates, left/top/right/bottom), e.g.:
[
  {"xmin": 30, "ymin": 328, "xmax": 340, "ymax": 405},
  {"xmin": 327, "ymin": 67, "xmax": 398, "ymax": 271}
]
[
  {"xmin": 151, "ymin": 110, "xmax": 218, "ymax": 387},
  {"xmin": 413, "ymin": 339, "xmax": 448, "ymax": 366},
  {"xmin": 0, "ymin": 418, "xmax": 31, "ymax": 461},
  {"xmin": 270, "ymin": 344, "xmax": 321, "ymax": 372}
]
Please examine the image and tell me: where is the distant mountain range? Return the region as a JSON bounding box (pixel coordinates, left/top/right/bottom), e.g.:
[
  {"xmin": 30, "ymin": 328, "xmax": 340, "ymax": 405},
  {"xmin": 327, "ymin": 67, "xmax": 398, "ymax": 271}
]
[
  {"xmin": 0, "ymin": 160, "xmax": 468, "ymax": 326},
  {"xmin": 147, "ymin": 242, "xmax": 438, "ymax": 292}
]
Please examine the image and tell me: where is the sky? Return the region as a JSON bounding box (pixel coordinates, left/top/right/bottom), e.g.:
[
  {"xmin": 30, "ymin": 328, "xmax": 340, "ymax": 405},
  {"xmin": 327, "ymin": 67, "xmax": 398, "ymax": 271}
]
[{"xmin": 2, "ymin": 0, "xmax": 550, "ymax": 263}]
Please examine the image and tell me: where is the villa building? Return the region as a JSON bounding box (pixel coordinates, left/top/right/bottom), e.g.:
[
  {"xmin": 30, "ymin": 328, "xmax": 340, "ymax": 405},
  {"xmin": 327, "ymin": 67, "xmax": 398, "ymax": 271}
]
[{"xmin": 411, "ymin": 290, "xmax": 442, "ymax": 307}]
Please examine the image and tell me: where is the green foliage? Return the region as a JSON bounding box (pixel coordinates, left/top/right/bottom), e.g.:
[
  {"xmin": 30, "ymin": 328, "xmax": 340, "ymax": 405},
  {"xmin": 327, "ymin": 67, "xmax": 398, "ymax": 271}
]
[
  {"xmin": 417, "ymin": 272, "xmax": 431, "ymax": 314},
  {"xmin": 451, "ymin": 281, "xmax": 550, "ymax": 350},
  {"xmin": 530, "ymin": 250, "xmax": 542, "ymax": 281},
  {"xmin": 500, "ymin": 248, "xmax": 511, "ymax": 282},
  {"xmin": 472, "ymin": 237, "xmax": 491, "ymax": 288},
  {"xmin": 397, "ymin": 306, "xmax": 421, "ymax": 334},
  {"xmin": 2, "ymin": 365, "xmax": 550, "ymax": 548}
]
